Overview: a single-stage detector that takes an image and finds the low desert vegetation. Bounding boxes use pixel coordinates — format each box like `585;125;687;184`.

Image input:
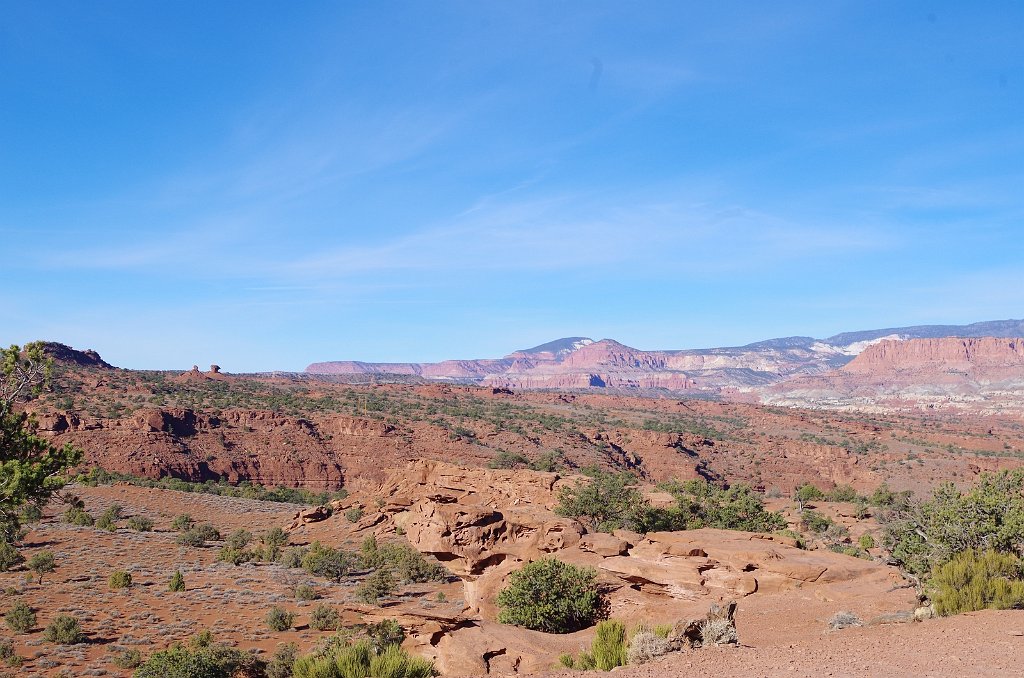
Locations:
4;601;35;634
126;515;154;532
928;549;1024;616
497;558;603;633
44;615;83;644
265;606;295;632
108;570;133;589
27;550;55;584
133;632;265;678
555;470;786;534
292;634;434;678
168;570;185;592
309;604;342;631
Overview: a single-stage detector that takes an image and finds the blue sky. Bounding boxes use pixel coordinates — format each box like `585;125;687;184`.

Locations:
2;1;1022;370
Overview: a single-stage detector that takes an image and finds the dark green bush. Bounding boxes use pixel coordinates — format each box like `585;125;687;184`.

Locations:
302;542;355;582
265;606;295;632
496;558;602;633
794;483;825;502
355;569;397;605
27;551;55;584
345;507;365;523
127;516;154;532
63;506;94;527
929;549;1024;616
112;647;143;669
555;471;649;533
176;529;206;547
133;642;265;678
0;543;21;573
4;602;34;634
108;571;133;589
882;470;1024;577
294;584;318;601
169;570;185;592
309;604;341;631
44;615;83;644
366;618;405;652
826;485;859;502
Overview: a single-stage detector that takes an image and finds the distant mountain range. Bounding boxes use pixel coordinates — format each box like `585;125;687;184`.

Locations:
305;318;1024;394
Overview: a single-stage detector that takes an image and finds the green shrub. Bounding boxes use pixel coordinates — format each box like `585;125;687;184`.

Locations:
96;504;122;531
267;642;298;678
662;480;787;533
496;558;602;633
127;516;154;532
44;615;83;644
558;653;575;669
345;507;365;523
4;601;34;634
108;570;133;589
194;524;221;542
555;471;650;532
112;647;143;669
369;643;435;678
295;584;318;601
882;470;1024;577
309;604;341;631
366;618;405;652
168;570;185;592
217;546;255;566
366;541;446;584
63;506;94;527
488;451;530;469
278;546;309;569
826;485;859;502
27;551;55;584
0;543;21;573
929;549;1024;616
170;514;194;531
302;543;355;582
133;642;265;678
225;529;253;550
355;568;397;604
0;637;14;662
794;483;825;502
591;619;627;670
176;529;207;547
859;534;876;550
265;606;295;632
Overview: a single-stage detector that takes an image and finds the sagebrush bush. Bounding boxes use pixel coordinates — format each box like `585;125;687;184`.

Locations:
309;604;341;631
626;630;670;665
168;570;185;592
4;602;34;634
108;570;133;589
698;618;737;646
828;611;862;630
496;558;602;633
929;549;1024;616
591;620;627;670
170;514;194;531
127;516;154;532
44;615;83;644
265;606;295;632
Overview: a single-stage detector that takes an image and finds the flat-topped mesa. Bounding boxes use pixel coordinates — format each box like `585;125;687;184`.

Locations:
843;337;1024;373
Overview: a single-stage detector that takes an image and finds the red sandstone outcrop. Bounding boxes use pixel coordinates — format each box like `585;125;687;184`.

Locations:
844;337;1024;374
